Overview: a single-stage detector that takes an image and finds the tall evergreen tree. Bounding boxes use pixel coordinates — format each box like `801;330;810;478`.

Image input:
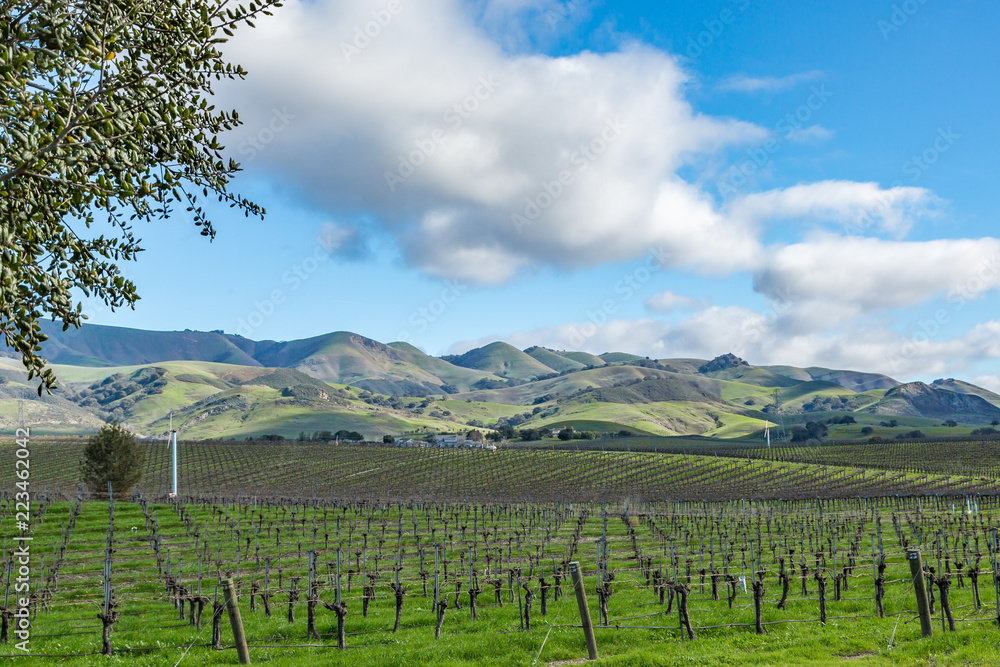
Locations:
80;422;145;498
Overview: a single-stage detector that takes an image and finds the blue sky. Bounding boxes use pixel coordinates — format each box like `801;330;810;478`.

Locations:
85;0;1000;387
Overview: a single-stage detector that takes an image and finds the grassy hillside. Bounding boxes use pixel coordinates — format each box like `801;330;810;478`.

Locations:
0;359;502;439
10;324;1000;442
524;346;586;373
765;364;900;392
700;364;801;387
536;400;766;437
445;342;554;381
386;341;503;389
453;365;680;404
0;358;106;431
557;350;606;367
38;321;260;367
599;352;643;363
250;332;498;394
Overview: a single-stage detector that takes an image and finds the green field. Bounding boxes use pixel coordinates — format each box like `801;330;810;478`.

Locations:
5;437;1000;665
5;492;1000;665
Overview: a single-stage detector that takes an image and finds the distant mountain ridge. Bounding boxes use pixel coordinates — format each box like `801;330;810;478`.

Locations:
864;382;1000;423
5;324;999;439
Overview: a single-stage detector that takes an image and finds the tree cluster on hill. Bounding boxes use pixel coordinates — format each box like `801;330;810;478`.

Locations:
790;421;828;442
556;426;597;441
297;430;365;442
72;367;168;421
803;396;872;412
826;415;857;425
471;377;524;390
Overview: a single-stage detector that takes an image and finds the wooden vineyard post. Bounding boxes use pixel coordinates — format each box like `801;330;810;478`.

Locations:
907;551;933;638
568;561;598;661
222;578;251;664
992;530;1000;627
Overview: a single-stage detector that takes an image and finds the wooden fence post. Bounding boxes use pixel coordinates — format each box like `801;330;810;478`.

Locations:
907;551;933;638
222;578;251;664
568;561;598;660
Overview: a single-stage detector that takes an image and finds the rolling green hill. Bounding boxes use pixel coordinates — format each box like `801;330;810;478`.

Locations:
7;325;1000;441
38;321;261;367
599;352;643;363
444;342;554;381
524;346;586;373
765;365;900;392
1;358;505;440
557;350;606;367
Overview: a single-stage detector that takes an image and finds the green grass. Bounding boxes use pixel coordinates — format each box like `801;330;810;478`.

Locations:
9;433;1000;665
447;342;555;381
8;493;1000;666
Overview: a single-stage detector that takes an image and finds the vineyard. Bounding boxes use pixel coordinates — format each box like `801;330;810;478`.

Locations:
6;438;1000;503
518;436;1000;481
4;439;1000;664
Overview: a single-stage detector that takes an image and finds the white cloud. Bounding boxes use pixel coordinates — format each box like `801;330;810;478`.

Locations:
317;221;373;261
468;0;596;50
718;70;825;93
644;290;700;313
754;236;1000;313
221;0;773;282
217;0;1000;381
785;124;834;143
974;375;1000;395
453;307;1000;381
728;181;940;237
218;1;935;284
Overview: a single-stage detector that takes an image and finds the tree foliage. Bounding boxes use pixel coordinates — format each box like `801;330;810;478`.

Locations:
1;0;281;392
79;421;145;497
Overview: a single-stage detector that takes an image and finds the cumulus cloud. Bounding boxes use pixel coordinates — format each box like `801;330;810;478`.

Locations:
452;307;1000;380
217;0;1000;380
467;0;596;51
318;222;374;261
718;70;825;93
728;181;940;237
754;236;1000;313
218;0;935;284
